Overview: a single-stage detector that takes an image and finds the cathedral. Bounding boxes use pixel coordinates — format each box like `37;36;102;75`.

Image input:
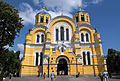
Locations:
21;5;107;76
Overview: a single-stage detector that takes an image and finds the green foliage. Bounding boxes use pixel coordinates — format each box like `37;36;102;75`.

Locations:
0;50;21;75
0;0;24;50
107;48;120;73
0;0;24;80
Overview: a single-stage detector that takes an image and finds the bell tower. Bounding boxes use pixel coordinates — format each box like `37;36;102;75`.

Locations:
73;4;90;25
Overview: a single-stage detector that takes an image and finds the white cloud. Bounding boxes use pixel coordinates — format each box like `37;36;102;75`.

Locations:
92;0;103;4
33;0;40;5
48;11;73;19
19;0;103;25
41;0;83;12
17;43;24;52
19;54;24;60
19;3;38;25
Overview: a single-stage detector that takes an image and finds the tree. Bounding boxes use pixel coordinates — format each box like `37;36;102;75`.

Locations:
0;0;24;80
107;48;120;73
0;50;21;76
0;0;23;50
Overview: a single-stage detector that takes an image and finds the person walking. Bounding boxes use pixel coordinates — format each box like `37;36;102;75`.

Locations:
43;72;46;79
50;71;55;81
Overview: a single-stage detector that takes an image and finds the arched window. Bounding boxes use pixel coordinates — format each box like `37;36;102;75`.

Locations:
83;52;86;65
36;35;40;43
40;16;44;23
56;29;59;41
41;34;44;43
81;33;84;42
86;33;89;42
36;52;39;66
76;16;79;22
66;28;69;41
81;14;84;21
87;52;91;65
46;17;48;23
60;27;64;41
40;52;43;66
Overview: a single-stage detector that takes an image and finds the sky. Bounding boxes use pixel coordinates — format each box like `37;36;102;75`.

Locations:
4;0;120;58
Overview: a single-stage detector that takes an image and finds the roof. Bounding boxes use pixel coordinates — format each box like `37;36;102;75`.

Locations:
36;11;51;17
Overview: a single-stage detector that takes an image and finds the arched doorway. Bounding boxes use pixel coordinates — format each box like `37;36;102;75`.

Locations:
57;58;68;75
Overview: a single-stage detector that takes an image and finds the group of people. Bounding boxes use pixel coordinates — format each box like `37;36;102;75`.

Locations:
3;73;12;81
3;70;110;81
40;71;55;81
98;71;111;81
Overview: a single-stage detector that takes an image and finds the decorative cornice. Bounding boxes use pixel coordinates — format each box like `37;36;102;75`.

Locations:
78;24;96;31
32;25;48;30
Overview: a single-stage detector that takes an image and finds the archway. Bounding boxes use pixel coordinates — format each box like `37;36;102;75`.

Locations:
57;58;68;75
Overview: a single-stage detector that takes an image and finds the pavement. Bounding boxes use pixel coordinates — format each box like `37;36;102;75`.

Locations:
4;75;120;81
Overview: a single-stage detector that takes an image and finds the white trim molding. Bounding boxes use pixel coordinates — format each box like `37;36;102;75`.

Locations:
81;50;92;65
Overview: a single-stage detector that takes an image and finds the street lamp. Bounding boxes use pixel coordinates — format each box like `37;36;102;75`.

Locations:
76;57;78;77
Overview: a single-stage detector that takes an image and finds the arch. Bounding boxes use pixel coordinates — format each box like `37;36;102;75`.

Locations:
79;27;94;43
56;55;70;64
32;28;45;35
57;58;68;75
48;17;76;33
48;17;76;43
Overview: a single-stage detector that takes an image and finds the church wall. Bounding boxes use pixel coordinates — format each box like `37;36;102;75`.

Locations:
21;9;107;76
21;66;38;76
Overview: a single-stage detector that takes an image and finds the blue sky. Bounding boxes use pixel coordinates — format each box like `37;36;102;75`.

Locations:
4;0;120;58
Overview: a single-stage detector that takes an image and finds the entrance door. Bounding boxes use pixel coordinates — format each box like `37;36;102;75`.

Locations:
57;58;68;75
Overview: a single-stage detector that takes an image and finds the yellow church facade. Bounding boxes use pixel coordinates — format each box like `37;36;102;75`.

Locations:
21;6;107;76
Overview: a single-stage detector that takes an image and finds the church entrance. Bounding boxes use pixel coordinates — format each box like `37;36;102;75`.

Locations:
57;58;68;75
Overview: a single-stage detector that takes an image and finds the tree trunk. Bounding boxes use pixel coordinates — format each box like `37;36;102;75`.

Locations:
0;73;3;81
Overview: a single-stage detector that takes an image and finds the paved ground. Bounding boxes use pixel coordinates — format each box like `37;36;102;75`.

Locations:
4;75;120;81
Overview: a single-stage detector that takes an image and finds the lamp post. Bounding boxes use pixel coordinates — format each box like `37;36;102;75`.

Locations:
76;57;78;77
70;60;72;75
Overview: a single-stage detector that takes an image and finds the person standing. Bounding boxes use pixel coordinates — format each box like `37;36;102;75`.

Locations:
9;73;12;81
50;71;55;81
98;73;103;81
103;70;109;81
